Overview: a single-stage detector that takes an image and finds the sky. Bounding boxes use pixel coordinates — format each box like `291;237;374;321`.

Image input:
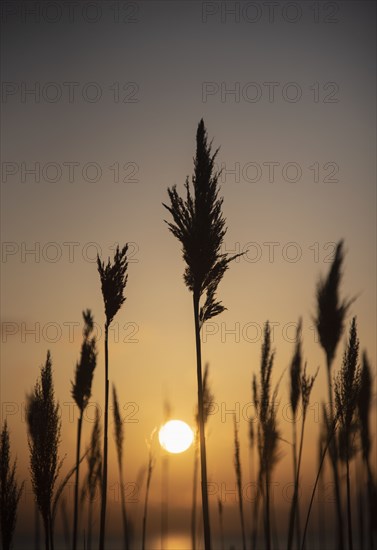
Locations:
1;1;376;548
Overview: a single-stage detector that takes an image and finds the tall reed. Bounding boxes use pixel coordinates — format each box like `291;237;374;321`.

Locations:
164;119;241;549
357;351;376;547
287;319;302;550
301;408;339;550
0;420;24;550
97;244;129;549
287;363;318;550
161;398;171;549
27;351;62;550
192;363;214;550
112;385;129;550
335;317;361;550
217;498;224;550
233;415;246;550
253;322;280;550
315;239;352;549
248;406;256;550
81;407;102;550
141;433;155;550
71;310;97;550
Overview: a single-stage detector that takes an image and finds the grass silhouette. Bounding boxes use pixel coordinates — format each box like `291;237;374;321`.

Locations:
191;363;214;550
2;118;375;550
97;244;129;550
287;319;303;550
164;118;241;550
81;406;102;550
0;420;24;550
26;352;62;550
233;415;246;550
314;240;353;549
335;317;361;550
252;322;280;550
142;431;155;550
71;310;97;550
112;384;130;550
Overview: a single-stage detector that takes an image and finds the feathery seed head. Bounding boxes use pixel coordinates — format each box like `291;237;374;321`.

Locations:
97;245;128;326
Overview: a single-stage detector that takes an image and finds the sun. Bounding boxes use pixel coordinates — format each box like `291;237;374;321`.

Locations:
158;420;194;454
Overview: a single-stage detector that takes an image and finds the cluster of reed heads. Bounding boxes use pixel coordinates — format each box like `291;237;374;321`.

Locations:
0;120;376;550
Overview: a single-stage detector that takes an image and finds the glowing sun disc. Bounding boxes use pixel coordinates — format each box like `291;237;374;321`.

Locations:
158;420;194;454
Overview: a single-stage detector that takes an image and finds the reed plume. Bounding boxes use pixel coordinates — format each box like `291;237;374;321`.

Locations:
287;319;302;550
26;351;62;550
315;239;352;548
233;415;246;550
164;119;241;549
97;244;128;549
253;322;280;550
81;407;102;550
112;385;129;550
335;317;361;550
357;351;377;547
0;420;24;550
251;374;260;550
71;310;97;550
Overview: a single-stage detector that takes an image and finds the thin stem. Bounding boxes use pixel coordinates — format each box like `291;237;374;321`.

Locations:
161;454;168;549
301;420;336;550
43;517;50;550
288;412;306;550
73;414;83;550
194;293;211;550
248;443;254;550
99;325;109;550
191;436;199;550
346;446;353;550
366;458;375;550
49;510;54;550
219;504;224;550
142;455;153;550
252;470;262;550
119;462;129;550
265;469;271;550
87;498;93;550
326;357;344;550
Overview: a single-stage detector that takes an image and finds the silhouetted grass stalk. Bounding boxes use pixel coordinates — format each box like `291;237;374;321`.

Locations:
112;385;129;550
81;407;102;550
287;320;302;550
315;240;353;549
233;416;246;550
72;311;97;550
287;364;318;550
142;436;155;550
191;363;214;550
253;323;280;550
164;119;241;549
217;498;224;550
27;352;62;550
248;415;255;550
301;411;338;550
335;317;361;550
97;245;128;550
357;351;376;548
0;420;24;550
191;430;199;550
